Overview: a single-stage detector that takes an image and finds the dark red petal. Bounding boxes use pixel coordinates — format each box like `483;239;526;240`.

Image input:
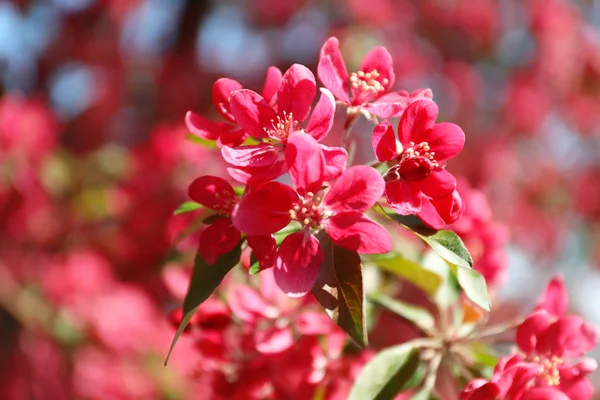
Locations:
277;64;316;122
247;235;277;269
323;212;392;254
398;100;438;146
305;88;336;141
536;275;569;317
212;78;242;122
372;120;397;161
221;143;280;167
232;182;296;235
198;218;241;265
317;37;350;103
386;180;423;215
216;129;247;148
229;89;276;138
261;66;283;104
324;166;384;214
188;175;237;212
274;232;323;298
427;122;466;162
321;145;348;181
285;132;325;196
359;46;395;91
185;111;232;141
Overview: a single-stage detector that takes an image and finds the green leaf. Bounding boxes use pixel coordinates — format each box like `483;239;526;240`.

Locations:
453;265;491;311
348;344;421;400
165;241;243;365
370;255;442;296
368;292;435;333
312;232;367;347
173;201;203;216
187;133;218;148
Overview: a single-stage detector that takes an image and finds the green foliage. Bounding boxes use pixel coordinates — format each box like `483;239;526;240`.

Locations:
173;201;203;216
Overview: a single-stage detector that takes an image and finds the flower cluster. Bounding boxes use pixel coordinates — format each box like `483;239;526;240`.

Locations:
186;36;466;296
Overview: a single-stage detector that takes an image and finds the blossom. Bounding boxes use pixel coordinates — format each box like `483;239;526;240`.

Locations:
318;36;415;118
188;175;276;265
372;99;465;227
222;64;345;184
185;66;283;147
232;133;391;297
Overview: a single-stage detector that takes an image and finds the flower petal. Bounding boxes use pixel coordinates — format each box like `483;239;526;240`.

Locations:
427;122;465;162
417;198;447;230
255;325;295;354
228;285;279;323
372;120;398;161
286;132;325;196
323;212;392;254
261;66;283;104
516;309;553;354
185;111;232;141
359;46;395;92
212;78;242;122
188;175;237;212
232;182;296;235
226;160;288;185
198;218;241;265
274;232;323;298
419;189;464;229
362;101;405;119
324;166;384;213
536;275;569;317
398;100;438;147
413;168;456;198
221;143;280;167
321;144;348;181
277;64;316;122
539;316;598;357
317;37;350;103
305;88;336;141
229;89;277;138
247;234;277;269
216;128;247;148
386;180;423;215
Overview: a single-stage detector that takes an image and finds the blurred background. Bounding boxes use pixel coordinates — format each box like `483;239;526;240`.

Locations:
1;0;600;398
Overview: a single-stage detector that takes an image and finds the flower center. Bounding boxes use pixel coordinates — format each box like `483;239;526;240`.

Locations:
349;69;389;104
288;192;323;230
384;141;438;182
264;111;299;142
529;355;563;386
212;190;238;216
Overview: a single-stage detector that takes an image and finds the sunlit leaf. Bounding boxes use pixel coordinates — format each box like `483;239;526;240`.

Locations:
173;201;203;216
349;344;421;400
165;240;243;364
370;255;442;295
453;265;490;311
368;292;435;333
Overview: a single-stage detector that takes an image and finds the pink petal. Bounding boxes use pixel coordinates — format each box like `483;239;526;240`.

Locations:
362;101;405;119
386;180;422;215
212;78;242;122
162;265;191;300
323;212;392;254
536;275;569;317
185;111;233;141
359;46;395;92
232;182;296;235
255;326;294;354
286;132;325;196
420;189;464;228
305;88;336;141
274;232;323;298
229;89;277;138
295;311;335;336
539;316;598;357
188;175;237;212
321;144;348;181
261;66;283;104
216;128;247;148
516;310;553;354
417;198;447;230
413;168;456;198
372;120;397;161
324;165;384;213
247;234;277;269
521;388;570;400
226;157;288;185
228;285;279;323
277;64;316;122
221;143;280;167
198;218;241;265
317;37;350;103
398;100;438;147
426;122;465;162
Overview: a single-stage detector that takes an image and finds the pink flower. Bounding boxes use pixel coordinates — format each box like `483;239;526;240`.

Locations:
188;175;275;265
318;36;415;119
222;64;345;184
232;132;391;297
185;66;282;147
372;99;465;227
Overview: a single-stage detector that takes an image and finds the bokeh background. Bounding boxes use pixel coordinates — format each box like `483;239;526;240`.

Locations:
1;0;600;398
